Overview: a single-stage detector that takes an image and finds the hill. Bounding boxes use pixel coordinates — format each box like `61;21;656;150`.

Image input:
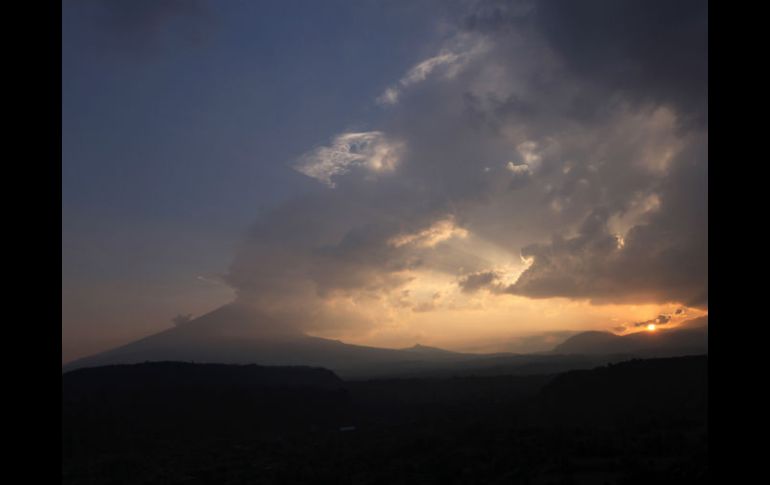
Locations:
63;361;344;394
63;356;708;484
552;317;708;357
534;355;708;426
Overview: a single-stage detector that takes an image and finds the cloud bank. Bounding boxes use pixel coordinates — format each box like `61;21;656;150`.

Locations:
226;0;707;337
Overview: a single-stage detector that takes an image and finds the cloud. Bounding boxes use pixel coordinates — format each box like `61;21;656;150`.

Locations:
633;314;672;328
388;216;468;248
196;274;227;286
532;0;708;128
223;0;707;337
225;181;468;333
506;162;530;176
377;34;488;105
507;152;707;308
463;0;707;125
456;0;708;308
412;292;443;313
294;132;404;187
610;309;704;334
458;271;503;293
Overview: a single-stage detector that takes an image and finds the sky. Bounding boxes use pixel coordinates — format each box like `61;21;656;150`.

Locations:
62;0;707;364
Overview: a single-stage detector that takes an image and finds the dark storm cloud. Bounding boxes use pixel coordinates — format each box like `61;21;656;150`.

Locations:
536;0;707;126
458;271;503;293
466;0;708;127
454;0;709;308
507;127;707;307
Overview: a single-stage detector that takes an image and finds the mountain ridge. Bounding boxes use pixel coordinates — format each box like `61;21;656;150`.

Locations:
553;317;708;356
63;304;708;378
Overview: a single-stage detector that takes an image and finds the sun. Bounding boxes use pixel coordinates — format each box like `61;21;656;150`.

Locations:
647;323;657;331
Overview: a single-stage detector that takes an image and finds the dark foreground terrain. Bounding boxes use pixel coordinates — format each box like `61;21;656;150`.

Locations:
63;356;707;484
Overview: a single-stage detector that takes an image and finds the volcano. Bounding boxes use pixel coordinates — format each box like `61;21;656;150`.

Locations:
61;303;480;378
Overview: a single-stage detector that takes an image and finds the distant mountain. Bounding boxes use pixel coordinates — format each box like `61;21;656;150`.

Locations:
551;331;622;354
63;304;708;379
552;316;708;357
62;304;486;378
398;344;467;359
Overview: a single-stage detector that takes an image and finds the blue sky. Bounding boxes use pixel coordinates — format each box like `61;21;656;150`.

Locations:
62;0;451;360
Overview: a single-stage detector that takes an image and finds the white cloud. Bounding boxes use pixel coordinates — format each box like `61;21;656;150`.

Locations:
516;141;542;169
388;216;469;248
294;131;404;187
506;162;530;175
377;34;487;106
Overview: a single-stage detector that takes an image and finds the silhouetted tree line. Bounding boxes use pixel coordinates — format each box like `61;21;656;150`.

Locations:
63;356;707;484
